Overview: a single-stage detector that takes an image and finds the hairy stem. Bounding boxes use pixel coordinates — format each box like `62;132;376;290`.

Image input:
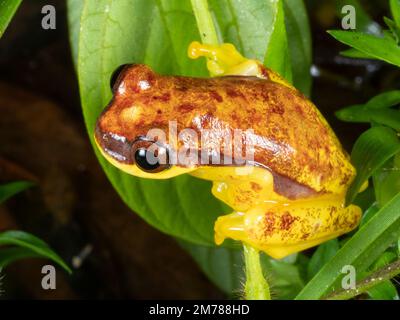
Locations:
243;243;271;300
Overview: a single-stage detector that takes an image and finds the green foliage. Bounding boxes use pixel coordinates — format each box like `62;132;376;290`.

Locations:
0;182;70;273
0;231;71;273
346;126;400;205
0;0;21;37
67;0;311;246
68;0;400;300
0;181;33;203
296;192;400;299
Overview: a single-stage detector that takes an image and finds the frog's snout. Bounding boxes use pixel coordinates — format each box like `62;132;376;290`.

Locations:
94;122;133;164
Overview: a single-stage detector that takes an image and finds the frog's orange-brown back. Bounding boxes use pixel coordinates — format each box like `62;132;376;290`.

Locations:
96;64;355;196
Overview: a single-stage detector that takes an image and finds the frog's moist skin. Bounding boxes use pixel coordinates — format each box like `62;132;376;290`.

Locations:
95;42;362;259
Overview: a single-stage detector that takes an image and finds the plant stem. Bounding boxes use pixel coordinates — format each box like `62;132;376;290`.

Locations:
190;0;219;45
243;243;271;300
324;258;400;300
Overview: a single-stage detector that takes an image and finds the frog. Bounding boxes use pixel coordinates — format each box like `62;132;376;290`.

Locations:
94;41;362;259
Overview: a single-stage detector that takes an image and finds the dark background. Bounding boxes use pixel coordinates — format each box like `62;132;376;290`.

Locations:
0;0;397;299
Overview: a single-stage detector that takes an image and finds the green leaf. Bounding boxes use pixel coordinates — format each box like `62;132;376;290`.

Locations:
0;181;34;204
0;0;21;38
264;0;292;82
262;255;305;300
373;154;400;207
296;192;400;299
0;247;42;267
336;91;400;129
328;30;400;67
209;0;281;62
390;0;400;27
283;0;312;95
335;0;381;35
307;239;340;280
346;126;400;205
367;280;398;300
366;90;400;109
384;17;400;44
360;203;379;226
340;48;375;59
0;231;71;273
180;241;243;296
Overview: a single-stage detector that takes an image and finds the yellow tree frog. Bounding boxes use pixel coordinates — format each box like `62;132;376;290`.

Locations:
94;42;362;259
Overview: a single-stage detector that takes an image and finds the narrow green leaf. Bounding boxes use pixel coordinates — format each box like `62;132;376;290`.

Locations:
390;0;400;27
346;126;400;204
335;0;381;35
283;0;312;95
0;0;21;38
384;17;400;44
0;181;33;204
264;0;292;82
307;239;340;280
296;192;400;299
209;0;280;61
340;48;375;59
0;231;71;273
0;247;42;267
366;90;400;109
373;154;400;207
328;30;400;67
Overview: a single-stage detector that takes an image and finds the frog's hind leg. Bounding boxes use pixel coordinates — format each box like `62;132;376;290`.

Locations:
214;196;362;260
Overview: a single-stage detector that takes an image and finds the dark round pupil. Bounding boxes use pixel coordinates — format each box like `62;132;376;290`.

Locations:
134;148;160;171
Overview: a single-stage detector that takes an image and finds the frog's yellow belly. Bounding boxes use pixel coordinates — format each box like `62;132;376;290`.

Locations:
190;166;361;259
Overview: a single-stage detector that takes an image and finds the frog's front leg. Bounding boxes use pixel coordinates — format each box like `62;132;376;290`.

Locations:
188;41;292;88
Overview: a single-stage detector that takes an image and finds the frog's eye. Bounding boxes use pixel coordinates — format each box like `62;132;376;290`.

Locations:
133;147;170;173
110;64;130;89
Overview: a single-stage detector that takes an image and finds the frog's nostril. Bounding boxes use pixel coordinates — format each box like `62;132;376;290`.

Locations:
110;64;130;89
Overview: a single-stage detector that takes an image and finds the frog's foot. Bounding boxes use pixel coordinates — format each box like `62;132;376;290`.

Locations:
188;41;293;88
214;196;362;260
188;41;263;77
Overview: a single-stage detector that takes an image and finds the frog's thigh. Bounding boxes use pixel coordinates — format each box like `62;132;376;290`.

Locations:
214;197;362;259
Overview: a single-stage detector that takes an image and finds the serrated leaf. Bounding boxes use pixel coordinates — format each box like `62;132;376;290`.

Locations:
346;126;400;204
328;30;400;67
0;231;71;273
0;181;33;204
